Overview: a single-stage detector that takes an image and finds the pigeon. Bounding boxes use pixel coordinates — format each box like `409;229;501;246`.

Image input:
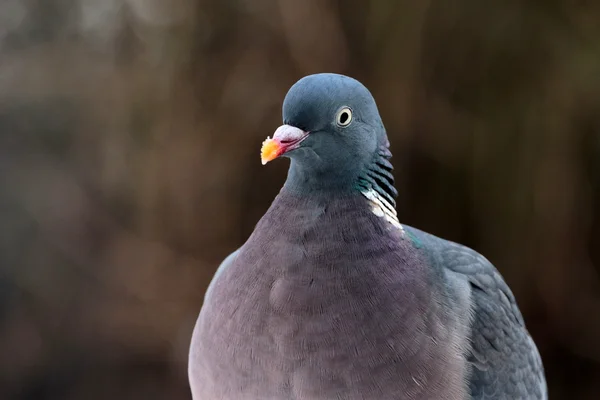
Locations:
188;73;547;400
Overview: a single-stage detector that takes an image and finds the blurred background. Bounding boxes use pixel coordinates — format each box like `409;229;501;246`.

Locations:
0;0;599;399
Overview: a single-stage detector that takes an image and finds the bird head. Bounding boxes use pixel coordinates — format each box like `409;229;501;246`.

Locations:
261;73;396;205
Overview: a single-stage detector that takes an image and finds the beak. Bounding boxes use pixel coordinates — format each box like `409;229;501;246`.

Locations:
261;125;310;165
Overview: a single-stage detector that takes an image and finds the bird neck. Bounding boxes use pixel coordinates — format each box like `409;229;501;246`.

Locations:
355;144;398;210
282;143;401;229
283;160;358;194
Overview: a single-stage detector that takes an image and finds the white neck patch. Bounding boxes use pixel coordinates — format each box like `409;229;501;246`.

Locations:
360;189;404;231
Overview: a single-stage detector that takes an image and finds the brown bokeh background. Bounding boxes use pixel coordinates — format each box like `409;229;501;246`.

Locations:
0;0;599;399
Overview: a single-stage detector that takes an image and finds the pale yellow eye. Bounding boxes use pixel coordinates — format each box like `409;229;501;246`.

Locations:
336;107;352;127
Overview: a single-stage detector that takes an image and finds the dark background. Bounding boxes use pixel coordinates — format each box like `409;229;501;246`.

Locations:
0;0;599;399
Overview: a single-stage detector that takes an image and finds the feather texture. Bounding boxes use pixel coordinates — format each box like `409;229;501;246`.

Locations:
188;73;547;399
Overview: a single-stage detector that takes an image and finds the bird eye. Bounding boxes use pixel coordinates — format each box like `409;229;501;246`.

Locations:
336;107;353;127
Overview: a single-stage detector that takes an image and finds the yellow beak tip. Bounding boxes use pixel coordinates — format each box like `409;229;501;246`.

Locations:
260;138;281;165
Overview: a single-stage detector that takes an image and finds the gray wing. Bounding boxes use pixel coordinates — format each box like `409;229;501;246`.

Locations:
203;248;240;303
404;226;547;400
189;248;240;399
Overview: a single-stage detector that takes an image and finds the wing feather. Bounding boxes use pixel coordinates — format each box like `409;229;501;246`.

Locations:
404;226;547;399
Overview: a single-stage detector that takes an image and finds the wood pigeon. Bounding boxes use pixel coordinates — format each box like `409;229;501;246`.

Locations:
188;73;548;399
